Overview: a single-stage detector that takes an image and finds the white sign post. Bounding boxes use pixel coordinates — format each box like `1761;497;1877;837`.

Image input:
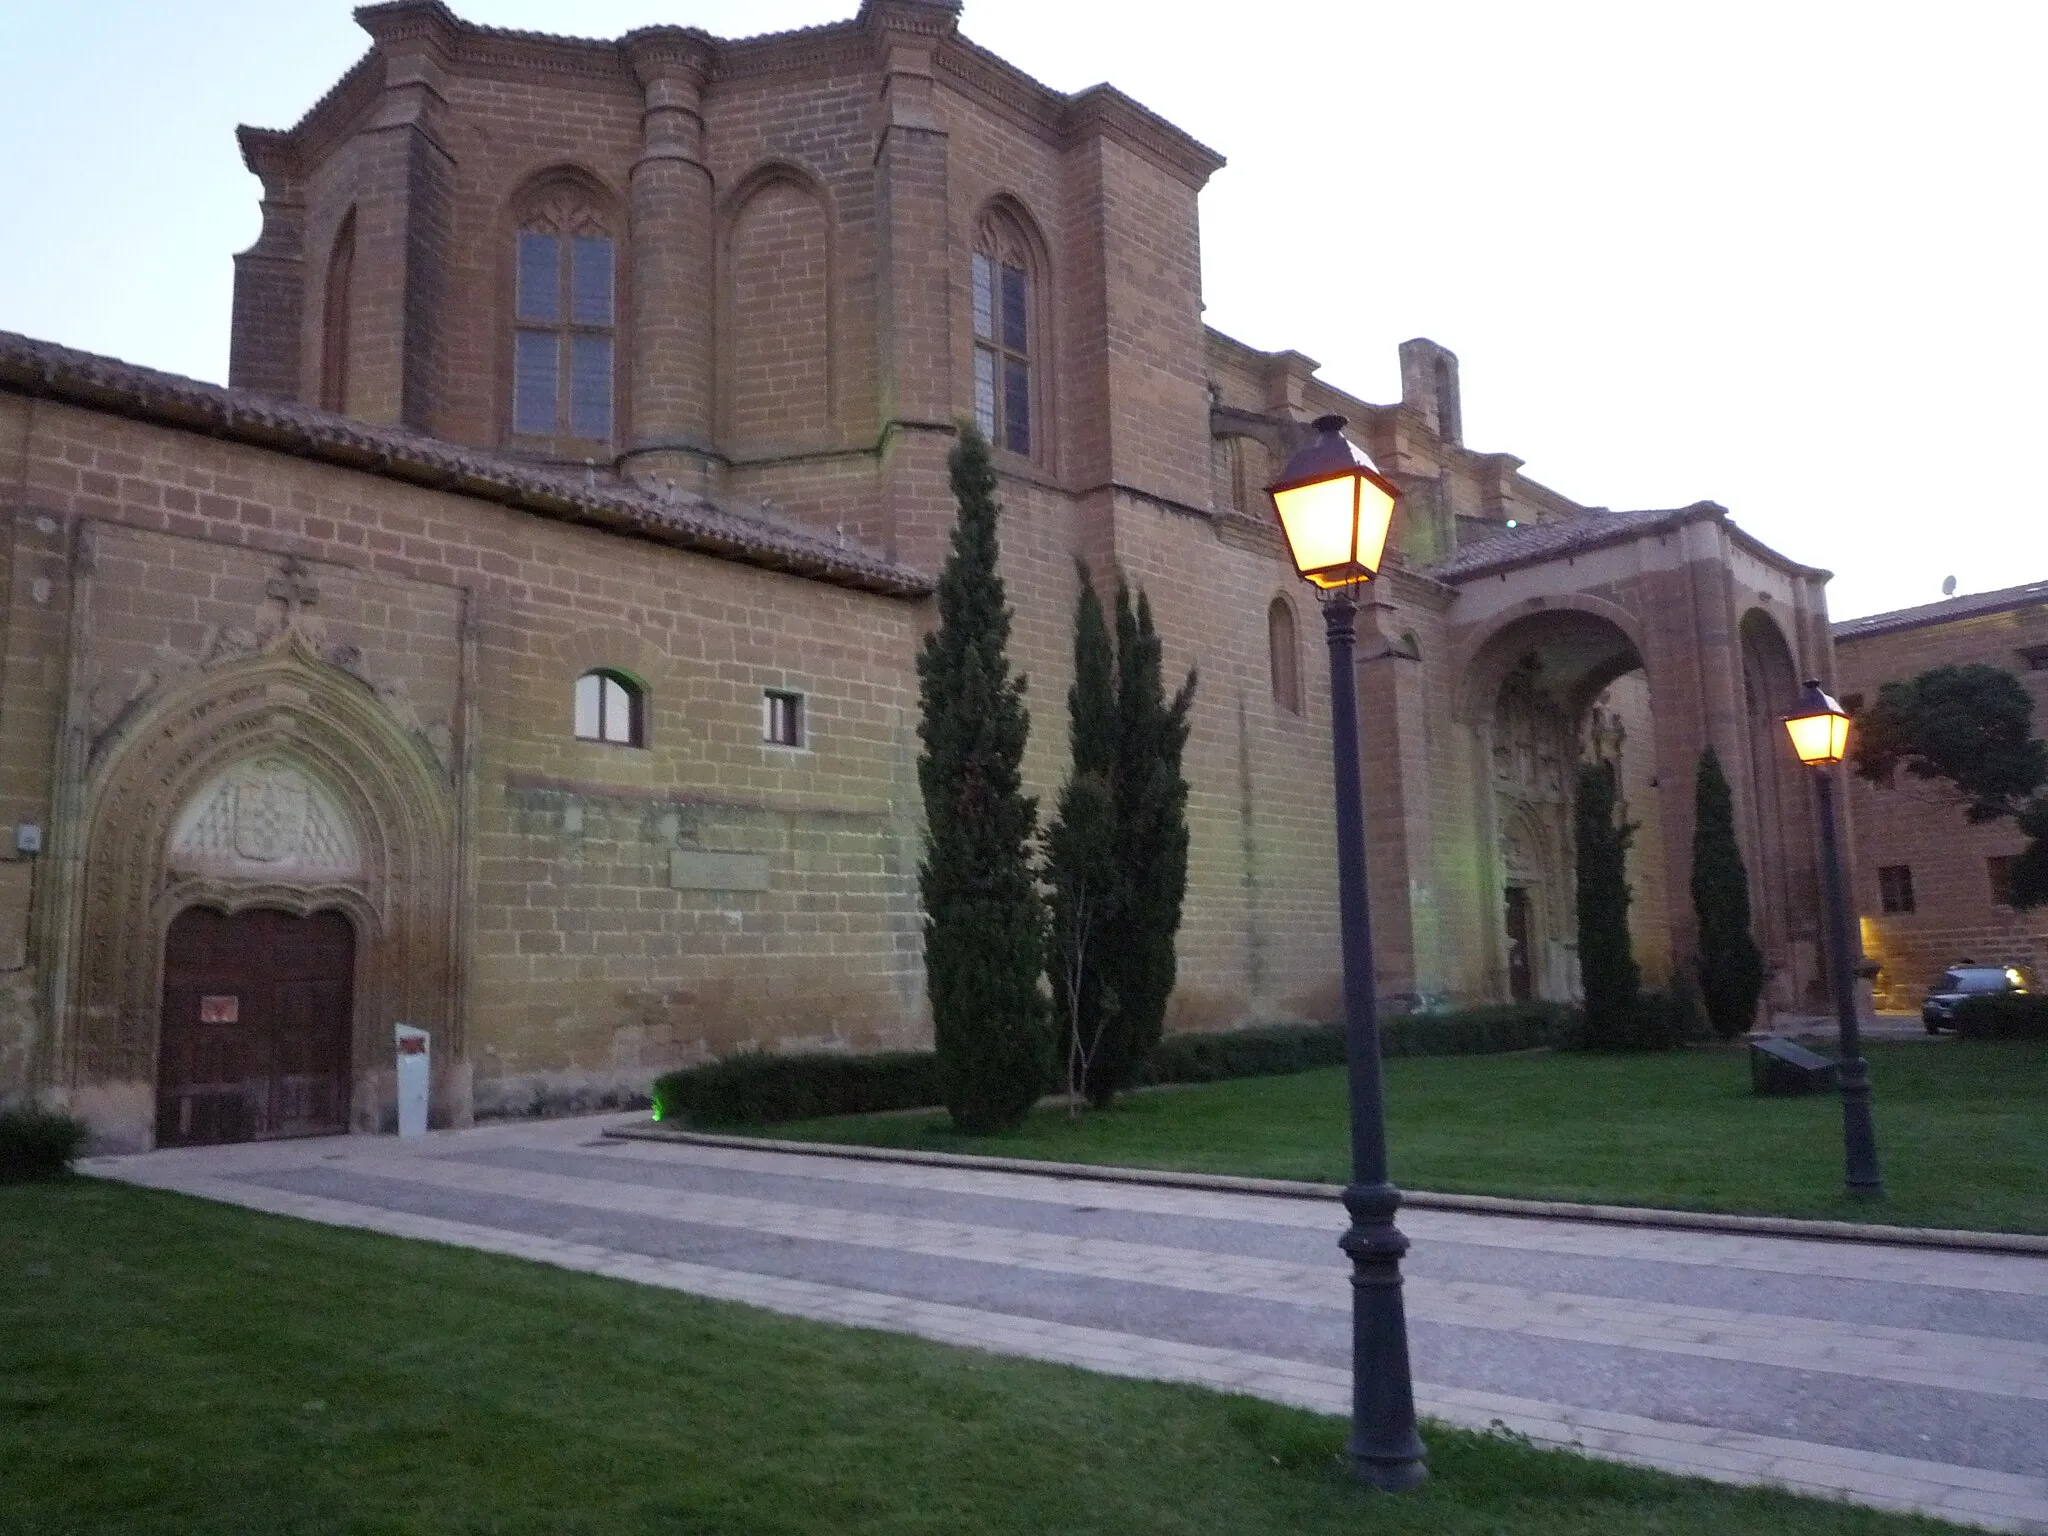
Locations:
394;1023;430;1138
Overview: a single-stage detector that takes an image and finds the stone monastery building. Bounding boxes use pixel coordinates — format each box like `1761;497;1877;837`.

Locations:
0;0;1844;1151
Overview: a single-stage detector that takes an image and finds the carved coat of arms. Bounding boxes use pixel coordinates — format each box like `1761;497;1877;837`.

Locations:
232;775;312;863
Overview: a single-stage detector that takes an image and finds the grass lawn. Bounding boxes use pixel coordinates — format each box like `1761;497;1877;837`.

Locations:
1;1179;1963;1535
753;1040;2048;1235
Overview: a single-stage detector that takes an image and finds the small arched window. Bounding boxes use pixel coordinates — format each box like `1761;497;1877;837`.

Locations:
971;213;1033;456
1268;598;1301;715
574;669;644;747
320;211;356;413
513;183;617;443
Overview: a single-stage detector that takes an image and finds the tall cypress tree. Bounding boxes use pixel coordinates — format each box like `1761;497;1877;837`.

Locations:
1574;757;1641;1049
1691;746;1766;1040
916;425;1050;1133
1044;565;1120;1106
1091;583;1196;1105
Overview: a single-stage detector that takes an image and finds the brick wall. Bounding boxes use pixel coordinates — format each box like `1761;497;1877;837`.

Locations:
1836;603;2048;1007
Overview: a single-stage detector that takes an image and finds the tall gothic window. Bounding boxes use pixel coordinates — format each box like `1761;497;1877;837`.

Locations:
512;187;616;443
971;218;1032;456
1268;597;1301;715
320;211;355;413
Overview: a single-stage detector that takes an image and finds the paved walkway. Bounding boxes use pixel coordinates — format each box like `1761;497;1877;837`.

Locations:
88;1116;2048;1534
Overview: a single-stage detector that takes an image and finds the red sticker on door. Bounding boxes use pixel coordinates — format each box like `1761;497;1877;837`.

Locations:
398;1035;427;1055
199;995;239;1024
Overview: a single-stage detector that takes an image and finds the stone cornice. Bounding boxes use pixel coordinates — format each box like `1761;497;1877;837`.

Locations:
1060;84;1225;190
353;0;462;55
235;126;300;186
0;331;932;601
934;39;1225;190
622;26;717;91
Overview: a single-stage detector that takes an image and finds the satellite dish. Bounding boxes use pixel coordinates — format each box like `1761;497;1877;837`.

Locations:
1942;575;1958;597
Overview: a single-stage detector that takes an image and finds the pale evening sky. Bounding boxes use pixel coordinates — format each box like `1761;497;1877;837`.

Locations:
2;0;2040;621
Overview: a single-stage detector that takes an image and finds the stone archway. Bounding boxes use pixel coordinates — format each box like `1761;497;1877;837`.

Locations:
50;633;459;1150
1461;607;1668;1002
1740;607;1822;1009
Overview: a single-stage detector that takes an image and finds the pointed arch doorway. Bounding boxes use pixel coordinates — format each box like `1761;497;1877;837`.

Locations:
157;907;355;1147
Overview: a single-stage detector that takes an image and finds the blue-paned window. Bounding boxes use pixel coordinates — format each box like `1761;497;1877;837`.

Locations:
511;217;614;442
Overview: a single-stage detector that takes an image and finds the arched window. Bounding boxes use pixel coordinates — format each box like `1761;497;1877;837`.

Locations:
1268;598;1301;715
512;183;617;443
320;211;355;413
971;213;1034;456
574;669;644;746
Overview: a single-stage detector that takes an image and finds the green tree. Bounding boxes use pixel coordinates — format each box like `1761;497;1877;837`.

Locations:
1854;664;2048;907
1091;583;1197;1105
1044;566;1120;1108
916;424;1050;1133
1574;757;1642;1048
1690;746;1766;1040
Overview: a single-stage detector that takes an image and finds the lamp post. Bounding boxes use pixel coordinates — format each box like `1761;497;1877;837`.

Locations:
1783;679;1884;1198
1267;414;1427;1491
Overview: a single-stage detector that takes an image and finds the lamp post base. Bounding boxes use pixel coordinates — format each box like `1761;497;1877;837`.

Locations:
1340;1182;1429;1492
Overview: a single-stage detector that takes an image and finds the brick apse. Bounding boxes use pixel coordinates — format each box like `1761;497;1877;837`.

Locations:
0;0;1844;1150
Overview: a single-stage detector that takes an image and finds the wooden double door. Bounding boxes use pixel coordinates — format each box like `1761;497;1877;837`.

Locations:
157;907;355;1147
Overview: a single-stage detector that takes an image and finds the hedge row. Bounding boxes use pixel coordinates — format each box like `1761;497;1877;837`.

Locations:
1952;993;2048;1040
651;1050;938;1128
651;1001;1578;1128
0;1106;89;1182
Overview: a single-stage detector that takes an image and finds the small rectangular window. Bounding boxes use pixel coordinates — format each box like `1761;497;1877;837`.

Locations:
1002;358;1030;454
764;690;804;748
1989;854;2017;907
973;347;997;440
1878;864;1916;915
570;235;613;326
574;672;601;739
971;252;994;342
569;334;613;439
517;231;561;323
514;331;558;436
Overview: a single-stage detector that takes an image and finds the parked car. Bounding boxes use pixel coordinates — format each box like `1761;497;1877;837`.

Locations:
1921;964;2030;1033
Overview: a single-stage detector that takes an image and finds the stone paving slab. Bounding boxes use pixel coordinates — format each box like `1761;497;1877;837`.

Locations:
85;1114;2048;1534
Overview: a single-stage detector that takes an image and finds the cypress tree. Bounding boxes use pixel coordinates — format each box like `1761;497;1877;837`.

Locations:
916;425;1050;1133
1574;757;1641;1049
1044;565;1120;1106
1690;746;1766;1040
1092;583;1196;1105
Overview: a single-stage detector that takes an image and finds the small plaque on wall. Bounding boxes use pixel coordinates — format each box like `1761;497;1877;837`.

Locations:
669;849;771;892
199;995;240;1024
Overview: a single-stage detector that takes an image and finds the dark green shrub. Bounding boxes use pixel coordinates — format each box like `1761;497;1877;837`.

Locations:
1952;993;2048;1040
1138;1002;1580;1087
0;1106;89;1181
1691;746;1766;1039
1575;758;1645;1048
916;424;1051;1134
650;1051;940;1128
649;1001;1588;1125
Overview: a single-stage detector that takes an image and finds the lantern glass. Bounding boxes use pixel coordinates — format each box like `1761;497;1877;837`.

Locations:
1785;702;1851;766
1273;475;1362;584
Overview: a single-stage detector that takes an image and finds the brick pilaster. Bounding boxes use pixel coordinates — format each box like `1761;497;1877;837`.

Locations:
228;129;305;401
865;0;958;571
621;27;718;496
348;2;457;433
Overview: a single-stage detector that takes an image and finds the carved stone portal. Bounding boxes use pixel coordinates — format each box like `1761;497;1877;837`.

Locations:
55;640;460;1150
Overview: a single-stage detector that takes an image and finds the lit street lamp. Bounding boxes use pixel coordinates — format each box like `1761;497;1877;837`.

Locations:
1783;679;1885;1198
1267;414;1427;1491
